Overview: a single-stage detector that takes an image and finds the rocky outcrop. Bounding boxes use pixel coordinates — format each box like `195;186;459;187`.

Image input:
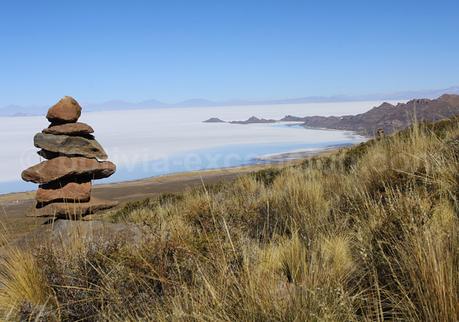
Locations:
213;94;459;136
230;116;277;124
203;117;226;123
280;115;308;122
21;96;117;219
283;94;459;135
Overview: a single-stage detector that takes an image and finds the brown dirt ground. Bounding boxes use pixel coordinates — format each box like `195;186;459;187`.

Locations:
0;162;298;244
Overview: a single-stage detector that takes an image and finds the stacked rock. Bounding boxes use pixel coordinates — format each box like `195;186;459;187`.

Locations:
21;96;118;218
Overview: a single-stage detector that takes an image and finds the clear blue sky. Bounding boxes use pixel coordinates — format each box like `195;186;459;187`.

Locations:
1;0;458;106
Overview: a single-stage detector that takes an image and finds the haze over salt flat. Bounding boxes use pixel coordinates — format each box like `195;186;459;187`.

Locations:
0;100;396;194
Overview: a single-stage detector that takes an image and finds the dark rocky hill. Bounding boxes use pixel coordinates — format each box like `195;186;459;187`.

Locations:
203;117;226;123
230;116;276;124
281;94;459;135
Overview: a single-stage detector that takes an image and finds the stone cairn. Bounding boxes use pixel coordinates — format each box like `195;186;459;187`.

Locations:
21;96;118;219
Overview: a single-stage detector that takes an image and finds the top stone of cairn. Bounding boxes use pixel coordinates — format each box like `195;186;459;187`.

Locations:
46;96;82;123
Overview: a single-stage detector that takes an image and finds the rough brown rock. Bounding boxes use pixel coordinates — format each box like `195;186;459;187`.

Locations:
37;149;60;160
2;220;143;256
28;198;119;218
37;148;97;160
19;96;119;220
46;96;82;123
279;94;459;135
36;181;92;204
34;133;108;159
21;156;116;184
43;122;94;136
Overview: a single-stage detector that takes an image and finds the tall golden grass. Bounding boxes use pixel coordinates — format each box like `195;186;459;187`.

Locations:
1;118;458;321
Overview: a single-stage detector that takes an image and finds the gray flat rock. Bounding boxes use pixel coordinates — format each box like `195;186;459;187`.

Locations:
34;133;108;160
1;220;143;256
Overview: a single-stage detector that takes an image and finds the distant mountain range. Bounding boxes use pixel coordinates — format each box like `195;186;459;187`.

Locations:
2;86;459;117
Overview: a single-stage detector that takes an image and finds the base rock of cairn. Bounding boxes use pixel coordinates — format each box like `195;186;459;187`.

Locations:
21;96;118;219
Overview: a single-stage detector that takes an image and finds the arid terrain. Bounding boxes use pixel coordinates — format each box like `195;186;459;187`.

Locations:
0;162;297;243
0;117;458;321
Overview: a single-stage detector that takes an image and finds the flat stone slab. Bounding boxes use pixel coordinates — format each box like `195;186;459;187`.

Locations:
43;122;94;136
46;96;82;123
28;197;119;219
1;220;143;257
36;181;92;204
22;156;116;184
34;133;107;160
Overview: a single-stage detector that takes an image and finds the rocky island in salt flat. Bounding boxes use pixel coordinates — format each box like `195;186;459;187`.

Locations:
21;96;118;218
203;116;277;124
203;117;226;123
229;116;277;124
206;94;459;136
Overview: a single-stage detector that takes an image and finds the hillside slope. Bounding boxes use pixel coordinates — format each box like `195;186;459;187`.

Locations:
282;94;459;135
1;117;458;321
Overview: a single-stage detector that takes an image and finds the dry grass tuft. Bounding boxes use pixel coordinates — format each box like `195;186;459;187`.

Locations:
0;248;52;320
